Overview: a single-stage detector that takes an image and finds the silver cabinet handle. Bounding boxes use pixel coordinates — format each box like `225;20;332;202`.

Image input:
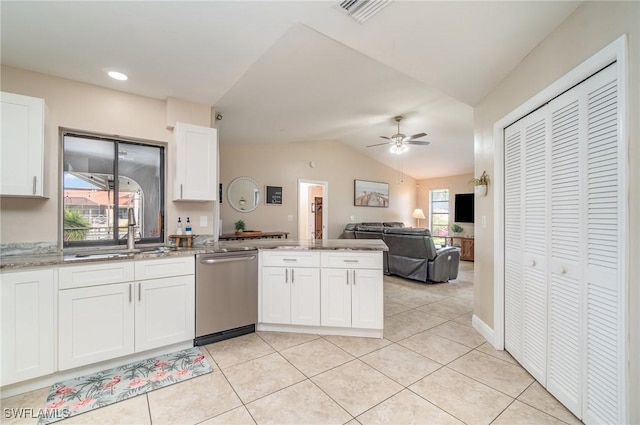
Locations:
32;176;37;195
180;184;183;199
344;259;359;263
138;282;141;301
346;269;349;285
291;269;295;283
353;270;356;285
283;258;298;262
285;268;289;283
129;283;132;303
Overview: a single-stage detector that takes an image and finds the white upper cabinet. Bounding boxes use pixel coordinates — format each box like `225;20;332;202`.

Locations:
0;92;48;197
173;122;217;201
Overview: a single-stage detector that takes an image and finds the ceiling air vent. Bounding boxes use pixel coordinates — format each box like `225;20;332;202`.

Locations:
337;0;392;23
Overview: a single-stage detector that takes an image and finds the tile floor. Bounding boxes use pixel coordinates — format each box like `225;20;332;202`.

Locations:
1;262;582;425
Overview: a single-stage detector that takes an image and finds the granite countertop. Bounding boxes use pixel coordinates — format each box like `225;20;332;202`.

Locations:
0;239;388;271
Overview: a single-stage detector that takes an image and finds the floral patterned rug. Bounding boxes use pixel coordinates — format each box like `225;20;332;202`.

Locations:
39;347;212;424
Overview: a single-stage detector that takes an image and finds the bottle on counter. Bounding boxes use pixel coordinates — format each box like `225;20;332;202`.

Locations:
176;217;183;235
185;217;192;235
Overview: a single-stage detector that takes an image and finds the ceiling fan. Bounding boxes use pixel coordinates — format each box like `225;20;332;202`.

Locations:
367;116;429;154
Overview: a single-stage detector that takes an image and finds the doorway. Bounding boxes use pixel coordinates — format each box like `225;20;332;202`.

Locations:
298;180;328;240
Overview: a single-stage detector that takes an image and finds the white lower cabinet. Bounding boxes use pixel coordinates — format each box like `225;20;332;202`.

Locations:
1;269;56;386
58;257;194;370
260;250;383;335
262;266;320;326
59;282;135;370
321;267;383;330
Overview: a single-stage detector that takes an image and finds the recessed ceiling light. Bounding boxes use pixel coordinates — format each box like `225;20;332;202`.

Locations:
108;71;128;81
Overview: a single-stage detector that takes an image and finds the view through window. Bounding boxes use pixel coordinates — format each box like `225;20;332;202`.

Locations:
62;133;164;246
430;189;449;246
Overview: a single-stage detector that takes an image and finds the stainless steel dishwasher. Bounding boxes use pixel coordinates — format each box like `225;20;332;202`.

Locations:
195;249;258;345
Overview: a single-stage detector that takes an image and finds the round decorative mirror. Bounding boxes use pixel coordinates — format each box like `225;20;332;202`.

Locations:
227;177;261;213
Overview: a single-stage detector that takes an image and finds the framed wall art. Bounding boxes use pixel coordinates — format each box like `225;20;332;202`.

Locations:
354;179;389;207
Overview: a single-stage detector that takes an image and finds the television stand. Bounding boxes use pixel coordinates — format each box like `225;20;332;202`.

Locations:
443;235;474;261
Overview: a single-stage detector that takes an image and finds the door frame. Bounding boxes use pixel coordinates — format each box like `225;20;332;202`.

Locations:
486;35;628;351
298;179;328;240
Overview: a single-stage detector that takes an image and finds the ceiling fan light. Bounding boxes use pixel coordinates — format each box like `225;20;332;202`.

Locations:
390;144;408;155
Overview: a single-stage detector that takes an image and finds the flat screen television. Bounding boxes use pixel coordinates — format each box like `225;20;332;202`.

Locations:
454;193;474;223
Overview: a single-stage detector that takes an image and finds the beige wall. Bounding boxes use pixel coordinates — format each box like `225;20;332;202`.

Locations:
473;2;639;421
0;66;215;245
417;173;475;235
219;140;417;238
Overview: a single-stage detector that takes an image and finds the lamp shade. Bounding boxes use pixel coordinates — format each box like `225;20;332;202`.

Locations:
411;208;426;219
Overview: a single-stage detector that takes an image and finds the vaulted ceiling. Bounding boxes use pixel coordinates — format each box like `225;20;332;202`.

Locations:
1;1;581;179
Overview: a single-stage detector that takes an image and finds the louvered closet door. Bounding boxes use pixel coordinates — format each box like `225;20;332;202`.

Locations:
582;63;624;425
521;112;548;384
547;62;623;424
503;123;524;363
547;85;583;417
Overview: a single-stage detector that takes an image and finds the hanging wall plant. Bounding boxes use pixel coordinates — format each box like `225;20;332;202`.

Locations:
469;171;489;197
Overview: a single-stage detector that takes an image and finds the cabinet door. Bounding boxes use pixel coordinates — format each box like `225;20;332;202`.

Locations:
351;269;383;330
173;122;218;201
59;283;134;370
0;92;46;197
135;275;195;352
262;267;291;324
290;267;320;326
1;270;55;385
320;268;352;328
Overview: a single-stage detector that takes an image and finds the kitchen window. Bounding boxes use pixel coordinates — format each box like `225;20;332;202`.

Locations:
62;132;164;247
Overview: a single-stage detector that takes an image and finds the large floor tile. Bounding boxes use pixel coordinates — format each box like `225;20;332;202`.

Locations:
391;309;448;331
410;367;513;425
246;379;351;425
398;331;472;364
357;389;463;425
360;344;441;386
200;406;257;425
382;316;425;342
418;300;471;320
492;400;566;425
452;312;473;327
312;360;403;417
1;387;49;425
448;350;533;397
518;382;582;424
323;335;392;357
206;333;274;369
428;321;487;347
223;352;305;403
59;394;151;425
475;342;518;365
256;331;320;352
280;338;354;377
147;371;242;425
384;301;411;316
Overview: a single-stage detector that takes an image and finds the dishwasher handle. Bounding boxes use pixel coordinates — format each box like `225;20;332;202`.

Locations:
199;255;256;265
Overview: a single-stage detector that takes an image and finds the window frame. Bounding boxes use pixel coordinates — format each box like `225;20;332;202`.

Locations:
60;129;165;248
429;188;450;246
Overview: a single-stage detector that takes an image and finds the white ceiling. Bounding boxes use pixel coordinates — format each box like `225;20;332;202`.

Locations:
0;1;580;179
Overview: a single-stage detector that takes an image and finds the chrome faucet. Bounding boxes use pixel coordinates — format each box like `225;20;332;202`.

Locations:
127;208;137;250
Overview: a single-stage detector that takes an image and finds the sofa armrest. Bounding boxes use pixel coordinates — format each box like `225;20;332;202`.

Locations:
436;246;459;255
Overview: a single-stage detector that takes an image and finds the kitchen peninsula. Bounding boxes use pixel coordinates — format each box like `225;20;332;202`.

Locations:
0;239;386;397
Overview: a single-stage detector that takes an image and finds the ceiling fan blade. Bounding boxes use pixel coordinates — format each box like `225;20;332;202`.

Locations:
379;135;391;140
367;141;393;147
405;141;431;146
404;132;427;141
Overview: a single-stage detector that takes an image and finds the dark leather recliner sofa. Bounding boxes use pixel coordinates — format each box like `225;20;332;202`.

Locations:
342;223;460;283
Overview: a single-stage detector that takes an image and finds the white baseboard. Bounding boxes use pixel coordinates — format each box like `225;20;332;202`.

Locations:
472;314;496;347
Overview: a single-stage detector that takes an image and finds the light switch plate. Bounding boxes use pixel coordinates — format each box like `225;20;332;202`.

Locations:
200;216;208;227
481;215;487;228
287;215;294;222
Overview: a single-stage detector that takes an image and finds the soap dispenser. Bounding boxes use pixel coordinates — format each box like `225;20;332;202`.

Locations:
176;217;183;235
185;217;192;235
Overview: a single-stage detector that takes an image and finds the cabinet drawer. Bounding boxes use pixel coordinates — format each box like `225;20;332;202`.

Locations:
59;261;134;289
135;256;195;280
321;251;382;269
261;250;320;267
